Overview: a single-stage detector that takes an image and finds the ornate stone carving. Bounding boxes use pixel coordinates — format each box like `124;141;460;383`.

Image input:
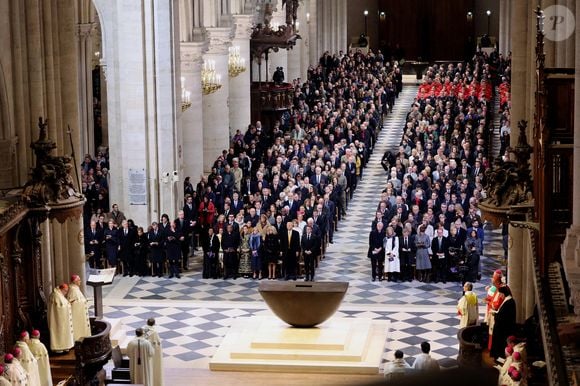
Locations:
22;118;83;208
205;27;234;55
482;121;533;208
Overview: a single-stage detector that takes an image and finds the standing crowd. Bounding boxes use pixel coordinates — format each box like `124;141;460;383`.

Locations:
83;49;403;281
368;49;511;284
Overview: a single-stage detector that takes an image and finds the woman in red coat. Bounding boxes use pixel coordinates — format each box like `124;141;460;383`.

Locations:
198;196;216;231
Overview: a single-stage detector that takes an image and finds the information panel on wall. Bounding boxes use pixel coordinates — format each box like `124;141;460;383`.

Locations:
128;168;147;205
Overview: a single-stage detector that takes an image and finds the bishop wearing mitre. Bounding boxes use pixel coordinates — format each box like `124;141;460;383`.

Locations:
67;274;91;340
27;330;52;386
0;364;12;386
3;353;28;385
48;283;74;352
15;331;41;386
143;318;164;386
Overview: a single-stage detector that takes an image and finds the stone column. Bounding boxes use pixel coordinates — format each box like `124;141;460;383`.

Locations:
564;0;575;68
76;22;96;156
101;0;179;226
181;41;207;186
66;216;87;288
203;27;233;172
508;224;524;321
299;1;310;80
315;0;347;55
509;0;530;148
544;0;557;68
229;14;253;135
40;221;53;299
308;0;318;65
499;0;512;56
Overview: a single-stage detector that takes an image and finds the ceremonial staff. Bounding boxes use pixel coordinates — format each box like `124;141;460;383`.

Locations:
67;125;82;193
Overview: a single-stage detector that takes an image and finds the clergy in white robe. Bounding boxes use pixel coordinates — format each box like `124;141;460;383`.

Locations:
143;318;164;386
0;365;12;386
457;282;479;328
127;328;154;386
27;330;52;386
3;353;28;385
67;275;91;340
15;332;41;386
383;227;400;280
48;284;74;351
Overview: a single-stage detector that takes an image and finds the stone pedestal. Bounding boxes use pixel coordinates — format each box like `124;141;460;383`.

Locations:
181;41;207;184
203;27;233;172
229;14;253;134
210;316;389;374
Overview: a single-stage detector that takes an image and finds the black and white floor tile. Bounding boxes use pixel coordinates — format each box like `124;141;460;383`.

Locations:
101;84;506;371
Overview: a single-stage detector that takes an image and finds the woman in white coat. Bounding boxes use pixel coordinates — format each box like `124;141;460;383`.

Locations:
383;226;400;281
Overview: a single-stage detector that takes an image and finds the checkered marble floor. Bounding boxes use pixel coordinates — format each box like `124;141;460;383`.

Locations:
100;84;506;376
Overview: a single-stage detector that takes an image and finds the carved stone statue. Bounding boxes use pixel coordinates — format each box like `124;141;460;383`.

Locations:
482;120;533;208
23;118;80;206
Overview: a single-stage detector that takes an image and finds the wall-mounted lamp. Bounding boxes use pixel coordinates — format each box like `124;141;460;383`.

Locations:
306;12;310;23
363;10;368;36
379;11;386;21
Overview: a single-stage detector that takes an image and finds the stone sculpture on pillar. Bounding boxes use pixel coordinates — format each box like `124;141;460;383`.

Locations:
23;117;82;207
483;121;533;208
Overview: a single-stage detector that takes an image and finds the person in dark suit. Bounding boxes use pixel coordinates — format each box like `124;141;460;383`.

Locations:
279;221;301;280
202;227;220;279
221;223;241;279
118;220;137;276
230;192;244;215
368;222;386;281
159;214;171;237
165;221;182;278
399;228;416;281
104;219;119;270
148;222;165;277
322;196;336;243
133;227;150;276
311;167;328;194
85;221;103;268
430;227;449;283
175;210;191;271
284;193;301;218
301;225;321;281
183;194;198;252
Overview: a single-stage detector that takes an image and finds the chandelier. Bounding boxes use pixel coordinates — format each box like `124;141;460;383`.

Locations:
201;59;222;95
228;46;246;78
180;77;192;112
